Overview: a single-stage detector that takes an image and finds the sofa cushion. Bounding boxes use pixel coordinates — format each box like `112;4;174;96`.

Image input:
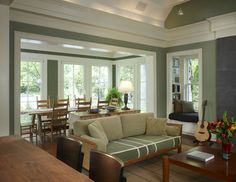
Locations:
81;135;107;152
107;135;181;162
174;99;183;113
73;118;97;136
182;101;195;112
166;125;181;136
99;116;123;141
88;121;109;144
146;117;167;136
121;113;154;137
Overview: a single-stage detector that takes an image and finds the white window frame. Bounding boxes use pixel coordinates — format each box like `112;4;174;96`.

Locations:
166;49;202;117
20;53;47;107
58;58;112;102
116;56;151;111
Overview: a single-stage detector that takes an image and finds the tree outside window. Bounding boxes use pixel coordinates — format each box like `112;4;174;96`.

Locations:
185;58;199;110
91;66;109;100
20;61;41;111
64;64;84;106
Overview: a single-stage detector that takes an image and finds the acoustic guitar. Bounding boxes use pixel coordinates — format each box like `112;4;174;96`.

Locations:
194;100;210;142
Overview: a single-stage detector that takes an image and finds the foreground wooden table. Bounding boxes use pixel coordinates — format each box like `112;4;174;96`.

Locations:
0;136;92;182
163;146;236;182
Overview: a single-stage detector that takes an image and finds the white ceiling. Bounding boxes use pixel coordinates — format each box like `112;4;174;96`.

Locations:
62;0;189;27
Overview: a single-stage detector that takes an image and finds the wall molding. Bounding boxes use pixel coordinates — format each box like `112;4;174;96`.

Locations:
10;0;236;48
10;0;167;47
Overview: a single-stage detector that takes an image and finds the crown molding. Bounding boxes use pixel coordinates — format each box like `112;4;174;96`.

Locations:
207;11;236;39
9;0;236;48
10;0;167;47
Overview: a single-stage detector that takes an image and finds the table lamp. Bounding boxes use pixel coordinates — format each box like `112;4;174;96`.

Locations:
118;80;134;110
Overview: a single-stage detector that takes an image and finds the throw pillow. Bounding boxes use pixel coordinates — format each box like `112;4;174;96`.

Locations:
146;117;167;136
182;101;194;112
88;121;109;144
166;125;180;136
174;99;183;113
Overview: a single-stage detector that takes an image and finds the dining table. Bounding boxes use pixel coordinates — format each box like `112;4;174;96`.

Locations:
29;107;77;142
0;135;92;182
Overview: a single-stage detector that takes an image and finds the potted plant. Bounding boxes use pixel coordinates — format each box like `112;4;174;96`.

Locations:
105;87;123;106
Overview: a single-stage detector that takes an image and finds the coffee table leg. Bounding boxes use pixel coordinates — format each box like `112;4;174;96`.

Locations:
163;156;169;182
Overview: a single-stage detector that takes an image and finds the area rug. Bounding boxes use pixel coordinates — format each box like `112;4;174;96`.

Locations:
124;144;221;182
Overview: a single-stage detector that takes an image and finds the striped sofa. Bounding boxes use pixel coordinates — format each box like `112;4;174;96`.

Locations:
71;113;182;170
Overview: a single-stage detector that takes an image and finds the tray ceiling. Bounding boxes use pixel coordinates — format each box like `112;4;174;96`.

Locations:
62;0;189;27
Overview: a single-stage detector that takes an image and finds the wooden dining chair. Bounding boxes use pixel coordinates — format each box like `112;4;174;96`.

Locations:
56;96;70;108
109;97;119;107
74;95;86;108
97;98;109;109
77;97;92;112
36;96;51;109
89;149;126;182
36;96;52;123
20;113;37;142
43;105;69;142
56;136;84;172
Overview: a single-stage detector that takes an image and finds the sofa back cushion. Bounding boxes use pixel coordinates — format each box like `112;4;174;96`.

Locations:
88;120;109;144
121;113;154;137
99;116;123;141
73;118;97;136
146;117;167;136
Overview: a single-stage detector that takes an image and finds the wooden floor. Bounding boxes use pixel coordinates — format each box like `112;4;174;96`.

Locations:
23;134;221;182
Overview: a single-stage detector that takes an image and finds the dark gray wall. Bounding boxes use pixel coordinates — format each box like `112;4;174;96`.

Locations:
47;60;58;101
216;36;236;119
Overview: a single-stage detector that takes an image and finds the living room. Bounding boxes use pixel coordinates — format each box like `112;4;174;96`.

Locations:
1;0;236;181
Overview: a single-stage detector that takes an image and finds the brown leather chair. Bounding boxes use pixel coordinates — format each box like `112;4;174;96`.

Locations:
56;137;84;172
89;149;126;182
97;98;109;109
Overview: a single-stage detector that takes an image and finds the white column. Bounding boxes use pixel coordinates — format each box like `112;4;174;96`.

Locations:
0;5;10;136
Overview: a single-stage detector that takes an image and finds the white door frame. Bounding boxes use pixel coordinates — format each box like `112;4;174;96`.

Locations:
166;49;203;118
14;31;157;134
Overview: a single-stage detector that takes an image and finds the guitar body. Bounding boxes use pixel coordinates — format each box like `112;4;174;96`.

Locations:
194;120;210;142
194;100;210;142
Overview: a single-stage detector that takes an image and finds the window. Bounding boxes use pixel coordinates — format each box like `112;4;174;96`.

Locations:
91;65;109;100
63;63;85;106
60;60;112;107
116;58;148;111
184;57;199;110
140;64;147;111
20;61;42;111
117;64;135;108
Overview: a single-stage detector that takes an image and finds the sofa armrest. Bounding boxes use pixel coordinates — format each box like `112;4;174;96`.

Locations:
166;123;182;136
69;134;107;170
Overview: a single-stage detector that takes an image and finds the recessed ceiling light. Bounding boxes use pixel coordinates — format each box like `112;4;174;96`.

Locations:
21;39;42;44
62;44;84;49
117;51;133;55
89;48;110;52
139;54;146;57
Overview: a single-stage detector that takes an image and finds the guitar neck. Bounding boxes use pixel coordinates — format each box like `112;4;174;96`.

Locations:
201;100;207;125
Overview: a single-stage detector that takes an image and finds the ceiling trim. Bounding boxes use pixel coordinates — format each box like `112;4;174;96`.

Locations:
10;0;236;48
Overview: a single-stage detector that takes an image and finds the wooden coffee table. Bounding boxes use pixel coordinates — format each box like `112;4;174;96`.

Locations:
163;146;236;182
